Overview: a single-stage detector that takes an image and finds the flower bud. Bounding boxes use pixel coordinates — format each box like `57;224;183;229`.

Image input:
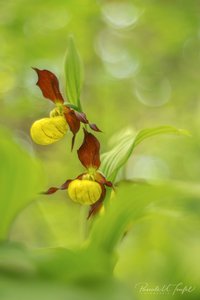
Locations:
30;116;68;145
68;179;102;205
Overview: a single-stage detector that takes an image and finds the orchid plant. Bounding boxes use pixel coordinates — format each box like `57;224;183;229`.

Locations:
30;36;189;223
0;36;194;300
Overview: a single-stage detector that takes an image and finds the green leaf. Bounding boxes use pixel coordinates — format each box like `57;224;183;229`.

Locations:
89;180;200;253
0;243;133;300
64;36;83;110
63;102;81;112
0;242;36;276
100;126;190;182
0;127;43;239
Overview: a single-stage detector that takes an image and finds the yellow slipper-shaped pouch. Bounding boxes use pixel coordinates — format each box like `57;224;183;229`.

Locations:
30;116;68;145
68;179;102;205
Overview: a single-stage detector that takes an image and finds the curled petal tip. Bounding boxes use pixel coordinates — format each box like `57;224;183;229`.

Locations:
74;111;88;124
87;184;106;219
71;134;76;151
41;179;71;195
106;181;113;187
87;201;103;219
89;123;102;132
42;187;59;195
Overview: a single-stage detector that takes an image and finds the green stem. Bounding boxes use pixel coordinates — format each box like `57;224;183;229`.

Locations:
77;98;83;112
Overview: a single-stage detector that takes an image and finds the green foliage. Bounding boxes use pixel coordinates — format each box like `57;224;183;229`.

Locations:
64;36;83;110
101;126;190;182
1;1;200;299
0;126;199;300
0;244;132;300
0;276;133;300
0;127;43;239
89;181;200;253
1;180;200;299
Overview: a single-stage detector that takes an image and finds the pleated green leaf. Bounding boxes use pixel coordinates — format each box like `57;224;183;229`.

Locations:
89;180;200;253
64;36;83;110
100;126;190;182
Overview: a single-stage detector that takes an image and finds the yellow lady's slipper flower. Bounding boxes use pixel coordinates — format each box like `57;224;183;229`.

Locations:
31;68;100;149
43;129;113;219
30;116;68;145
68;179;102;205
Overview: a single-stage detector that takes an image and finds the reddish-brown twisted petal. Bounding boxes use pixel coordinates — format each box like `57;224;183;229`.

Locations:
33;68;64;103
74;111;88;124
64;109;80;150
41;179;72;195
87;184;106;219
74;111;102;132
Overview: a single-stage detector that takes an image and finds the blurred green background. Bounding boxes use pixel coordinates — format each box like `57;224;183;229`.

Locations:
0;0;200;299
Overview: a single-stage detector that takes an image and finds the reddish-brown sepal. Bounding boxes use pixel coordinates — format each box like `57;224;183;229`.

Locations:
42;179;72;195
64;108;81;150
87;184;106;219
77;129;101;169
33;68;64;104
